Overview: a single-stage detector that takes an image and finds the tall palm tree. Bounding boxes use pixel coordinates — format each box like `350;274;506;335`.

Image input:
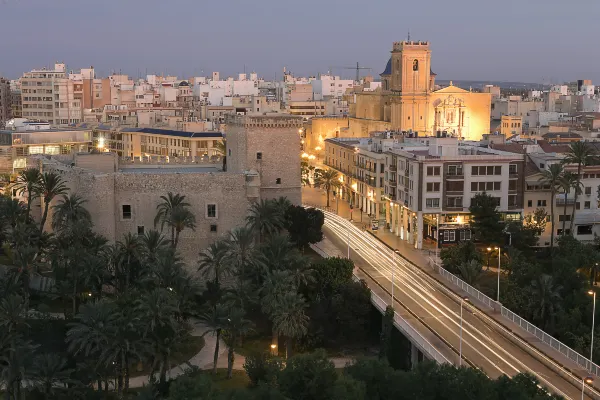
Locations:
313;168;341;207
0;197;27;230
457;260;482;286
30;353;75;397
13;167;41;220
38;171;69;233
200;303;228;375
198;240;231;287
530;274;562;332
559;171;582;235
154;192;190;244
214;140;226;155
168;206;196;249
114;233;143;294
246;199;284;242
272;291;309;359
222;307;254;379
51;194;92;231
140;229;169;263
539;163;564;248
226;226;257;281
563;142;597;231
272;197;292;220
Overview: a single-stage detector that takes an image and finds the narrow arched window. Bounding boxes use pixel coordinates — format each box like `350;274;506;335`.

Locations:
413;59;419;71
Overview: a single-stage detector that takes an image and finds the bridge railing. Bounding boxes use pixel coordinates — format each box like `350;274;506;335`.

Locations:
306;203;600;378
310;242;452;365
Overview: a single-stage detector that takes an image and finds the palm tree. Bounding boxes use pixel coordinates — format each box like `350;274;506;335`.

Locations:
167;206;196;249
30;353;75;397
0;197;27;230
539;163;564;248
226;226;258;281
13;167;41;220
214;140;226;155
114;233;143;294
140;229;170;263
559;171;582;235
154;192;190;244
222;307;254;379
200;303;228;375
457;260;482;286
563;142;597;231
530;274;562;331
313;168;341;207
272;291;309;359
261;270;294;352
246;199;284;241
0;333;37;400
51;194;92;231
272;197;292;220
38;171;69;233
198;240;231;287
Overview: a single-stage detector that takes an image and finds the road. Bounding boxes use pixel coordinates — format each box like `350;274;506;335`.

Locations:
322;210;598;400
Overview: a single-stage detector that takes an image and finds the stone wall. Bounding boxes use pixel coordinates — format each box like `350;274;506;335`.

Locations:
304;117;349;153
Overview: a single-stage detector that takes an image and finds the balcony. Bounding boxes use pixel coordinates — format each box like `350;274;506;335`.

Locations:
389;180;397;188
389;164;397;172
389;192;397;201
446;172;464;179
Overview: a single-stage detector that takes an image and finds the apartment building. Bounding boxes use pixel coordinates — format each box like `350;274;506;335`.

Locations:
92;125;223;158
0;77;10;127
324;137;386;223
325;134;526;249
20;63;82;125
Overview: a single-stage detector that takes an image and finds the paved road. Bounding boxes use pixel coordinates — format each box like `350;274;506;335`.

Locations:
322;210;598;400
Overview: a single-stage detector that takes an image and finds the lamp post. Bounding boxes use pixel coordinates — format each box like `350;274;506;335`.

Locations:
270;343;277;356
582;376;593;400
460;296;469;367
496;246;501;303
486;247;492;270
589;290;596;369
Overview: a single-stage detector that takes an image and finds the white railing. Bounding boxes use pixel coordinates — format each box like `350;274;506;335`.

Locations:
306;203;600;378
310;243;451;365
429;258;496;310
502;307;600;377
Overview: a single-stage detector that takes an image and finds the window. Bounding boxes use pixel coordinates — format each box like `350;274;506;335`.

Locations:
228;149;231;156
577;225;593;235
537;200;547;207
471;182;501;191
443;230;456;242
585;187;592;195
276;178;281;184
426;166;441;176
210;224;218;232
576;202;580;210
122;205;132;219
446;196;463;208
426;182;440;192
527;200;532;207
558;215;571;222
471;166;501;176
426;198;440;208
380;163;384;173
256;152;262;160
446;181;464;192
508;195;518;207
459;230;472;241
207;204;217;218
540;163;545;169
585;201;591;209
137;226;144;236
508;180;517;191
509;164;518;175
447;165;463;176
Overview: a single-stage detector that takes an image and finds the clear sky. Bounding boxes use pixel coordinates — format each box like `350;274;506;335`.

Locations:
1;0;599;84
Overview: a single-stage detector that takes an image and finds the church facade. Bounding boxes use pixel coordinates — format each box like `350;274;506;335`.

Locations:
349;41;491;140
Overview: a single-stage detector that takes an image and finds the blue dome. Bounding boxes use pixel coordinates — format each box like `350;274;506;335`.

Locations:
381;58;392;76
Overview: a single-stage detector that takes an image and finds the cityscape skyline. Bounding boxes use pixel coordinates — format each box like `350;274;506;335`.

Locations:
2;0;599;83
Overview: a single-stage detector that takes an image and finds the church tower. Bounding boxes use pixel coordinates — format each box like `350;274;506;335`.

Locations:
390;41;432;94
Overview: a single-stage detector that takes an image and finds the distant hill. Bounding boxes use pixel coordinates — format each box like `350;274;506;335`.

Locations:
436;79;548;90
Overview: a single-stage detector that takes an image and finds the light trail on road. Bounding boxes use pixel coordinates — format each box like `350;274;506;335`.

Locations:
322;210;598;400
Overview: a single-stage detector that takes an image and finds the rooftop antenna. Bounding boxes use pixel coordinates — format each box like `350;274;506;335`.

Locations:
407;30;411;41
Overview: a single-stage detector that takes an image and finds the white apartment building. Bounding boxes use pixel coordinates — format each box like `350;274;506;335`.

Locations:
311;75;354;100
21;63;82;126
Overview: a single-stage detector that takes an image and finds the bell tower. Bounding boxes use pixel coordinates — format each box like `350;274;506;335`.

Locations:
390;41;432;94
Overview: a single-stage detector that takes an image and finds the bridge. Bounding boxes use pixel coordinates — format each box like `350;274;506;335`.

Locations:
310;208;600;400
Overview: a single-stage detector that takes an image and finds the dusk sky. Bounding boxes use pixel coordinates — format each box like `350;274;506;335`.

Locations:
1;0;599;84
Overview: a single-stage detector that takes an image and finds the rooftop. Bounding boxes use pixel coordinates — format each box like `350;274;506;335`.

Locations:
119;166;221;174
120;127;223;138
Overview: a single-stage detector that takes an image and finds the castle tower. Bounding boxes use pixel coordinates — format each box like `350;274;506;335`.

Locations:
225;115;303;205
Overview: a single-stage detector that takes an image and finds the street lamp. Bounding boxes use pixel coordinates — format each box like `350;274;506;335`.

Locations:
495;246;500;303
589;290;596;369
460;296;469;367
270;343;277;355
582;376;593;400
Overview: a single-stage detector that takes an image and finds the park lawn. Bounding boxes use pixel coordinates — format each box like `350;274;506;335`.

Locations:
235;335;274;358
210;369;251;391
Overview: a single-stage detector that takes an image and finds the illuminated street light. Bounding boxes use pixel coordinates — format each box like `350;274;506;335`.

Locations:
589;290;596;369
582;376;593;399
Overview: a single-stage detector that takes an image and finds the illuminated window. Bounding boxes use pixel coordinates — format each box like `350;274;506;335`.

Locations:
28;146;44;154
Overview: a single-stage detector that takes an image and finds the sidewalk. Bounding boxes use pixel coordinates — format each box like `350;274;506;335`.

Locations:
303;186;599;393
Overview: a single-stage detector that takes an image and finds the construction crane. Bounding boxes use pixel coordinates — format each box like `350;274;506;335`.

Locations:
328;62;372;82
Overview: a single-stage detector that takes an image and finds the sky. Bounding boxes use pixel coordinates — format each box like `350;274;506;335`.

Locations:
1;0;599;84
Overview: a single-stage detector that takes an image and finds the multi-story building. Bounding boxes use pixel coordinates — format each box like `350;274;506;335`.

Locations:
0;77;11;127
325;133;526;249
91;125;223;158
20;63;82;125
500;115;523;136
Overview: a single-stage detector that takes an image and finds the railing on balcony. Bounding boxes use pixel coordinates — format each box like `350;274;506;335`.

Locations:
556;198;575;206
389;180;397;187
389;164;397;172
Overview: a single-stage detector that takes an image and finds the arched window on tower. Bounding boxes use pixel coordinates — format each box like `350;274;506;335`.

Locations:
413;59;419;71
396;60;400;74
